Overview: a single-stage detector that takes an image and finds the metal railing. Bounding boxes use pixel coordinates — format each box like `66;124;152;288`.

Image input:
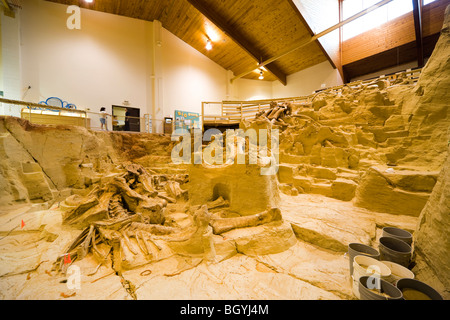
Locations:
0;97;168;134
1;97;89;125
202;96;309;128
202;67;423;128
314;67;423;94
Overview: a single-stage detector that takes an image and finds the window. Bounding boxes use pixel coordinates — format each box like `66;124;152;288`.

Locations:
342;0;438;41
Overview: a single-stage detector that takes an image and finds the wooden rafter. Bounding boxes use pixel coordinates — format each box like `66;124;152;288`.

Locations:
286;0;343;77
1;0;10;10
231;0;394;82
1;0;14;17
186;0;287;85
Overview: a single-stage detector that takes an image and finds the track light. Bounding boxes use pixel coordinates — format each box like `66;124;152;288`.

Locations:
259;70;264;80
206;39;212;51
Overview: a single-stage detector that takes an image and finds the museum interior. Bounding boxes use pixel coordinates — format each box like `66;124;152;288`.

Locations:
0;0;449;301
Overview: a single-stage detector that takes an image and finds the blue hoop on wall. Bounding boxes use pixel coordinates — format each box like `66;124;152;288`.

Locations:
37;97;77;112
46;97;64;108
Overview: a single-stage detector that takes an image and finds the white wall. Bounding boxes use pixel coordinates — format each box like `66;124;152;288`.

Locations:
20;0;150;130
13;0;230;132
231;61;343;101
233;78;273;101
161;27;228;119
1;9;22;117
273;61;343;98
0;11;3;95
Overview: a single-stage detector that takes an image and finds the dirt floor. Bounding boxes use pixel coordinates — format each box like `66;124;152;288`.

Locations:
0;192;417;300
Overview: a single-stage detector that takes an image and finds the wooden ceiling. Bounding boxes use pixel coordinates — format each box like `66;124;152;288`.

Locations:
44;0;331;85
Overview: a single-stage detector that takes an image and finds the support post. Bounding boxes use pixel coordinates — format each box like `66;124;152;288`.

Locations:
412;0;424;68
202;102;205;132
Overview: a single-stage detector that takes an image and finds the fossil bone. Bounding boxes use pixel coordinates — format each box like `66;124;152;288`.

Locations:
210;207;282;234
165;180;187;199
207;196;230;210
129;222;179;235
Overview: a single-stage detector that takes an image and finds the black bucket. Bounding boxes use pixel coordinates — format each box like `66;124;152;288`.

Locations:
359;276;403;300
379;237;412;268
348;243;380;276
396;278;443;300
382;227;413;245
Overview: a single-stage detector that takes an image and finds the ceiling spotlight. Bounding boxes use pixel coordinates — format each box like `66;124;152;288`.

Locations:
259;71;264;80
85;0;94;3
206;39;212;51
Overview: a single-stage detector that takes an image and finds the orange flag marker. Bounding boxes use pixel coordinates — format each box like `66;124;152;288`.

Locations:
64;253;72;265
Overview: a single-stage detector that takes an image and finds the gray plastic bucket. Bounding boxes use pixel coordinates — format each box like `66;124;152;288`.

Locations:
352;256;391;299
348;243;380;276
381;261;414;284
379;237;412;268
359;276;403;300
382;227;413;245
396;278;443;300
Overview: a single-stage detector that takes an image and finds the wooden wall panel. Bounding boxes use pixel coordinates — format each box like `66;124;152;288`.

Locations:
343;33;441;81
342;0;447;65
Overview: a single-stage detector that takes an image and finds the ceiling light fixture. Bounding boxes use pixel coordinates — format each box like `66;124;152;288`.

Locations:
85;0;94;3
205;23;220;42
206;39;212;51
259;70;264;80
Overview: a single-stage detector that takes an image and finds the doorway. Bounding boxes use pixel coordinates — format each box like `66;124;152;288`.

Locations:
112;106;141;132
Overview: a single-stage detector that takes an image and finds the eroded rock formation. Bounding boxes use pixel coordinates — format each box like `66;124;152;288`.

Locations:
258;14;450;216
0;116;176;207
414;146;450;295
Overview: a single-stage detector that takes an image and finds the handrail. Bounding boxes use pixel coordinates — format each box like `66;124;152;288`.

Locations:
313;67;423;94
202;67;423;129
0;97;86;114
222;96;309;104
0;98;168;133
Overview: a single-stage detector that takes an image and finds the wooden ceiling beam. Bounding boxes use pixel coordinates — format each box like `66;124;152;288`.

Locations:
186;0;287;85
1;0;14;17
1;0;10;10
286;0;342;75
231;0;394;82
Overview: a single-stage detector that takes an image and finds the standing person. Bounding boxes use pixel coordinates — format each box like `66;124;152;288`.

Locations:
100;107;109;131
124;108;130;132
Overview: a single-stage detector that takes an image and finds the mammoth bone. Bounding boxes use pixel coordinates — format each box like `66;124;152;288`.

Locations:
54;205;213;274
255;102;292;124
55;163;174;272
55;162;284;273
209;207;282;235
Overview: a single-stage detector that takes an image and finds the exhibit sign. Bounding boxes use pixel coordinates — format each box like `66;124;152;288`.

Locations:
174;110;200;131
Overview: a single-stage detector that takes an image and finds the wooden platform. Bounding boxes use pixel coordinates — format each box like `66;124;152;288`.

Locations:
21;109;90;128
203;120;240;133
203;119;241;126
201;68;423;131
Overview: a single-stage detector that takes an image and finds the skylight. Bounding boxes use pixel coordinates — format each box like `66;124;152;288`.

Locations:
342;0;438;41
